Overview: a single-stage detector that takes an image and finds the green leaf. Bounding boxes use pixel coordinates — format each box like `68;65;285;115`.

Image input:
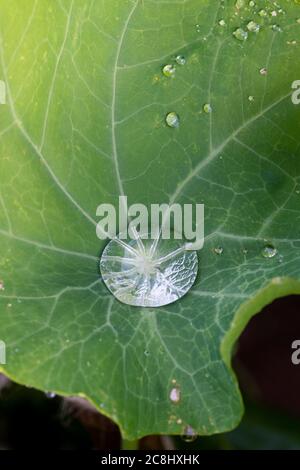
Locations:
0;0;300;439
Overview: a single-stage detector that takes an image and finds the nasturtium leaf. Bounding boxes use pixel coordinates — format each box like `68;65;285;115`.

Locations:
0;0;300;439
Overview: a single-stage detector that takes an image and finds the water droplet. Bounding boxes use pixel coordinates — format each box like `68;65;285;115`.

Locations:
271;24;282;32
258;9;267;17
233;28;248;41
235;0;245;8
100;234;198;308
271;10;278;17
259;67;267;75
170;387;181;404
0;280;4;290
203;103;212;113
261;244;277;259
248;95;255;102
218;19;226;26
195;24;201;33
242;248;248;255
182;425;197;443
214;247;224;255
175;55;186;65
247;21;260;32
177;418;183;425
249;1;256;7
162;64;176;78
45;392;56;399
7;303;12;308
166;112;180;128
144;350;150;356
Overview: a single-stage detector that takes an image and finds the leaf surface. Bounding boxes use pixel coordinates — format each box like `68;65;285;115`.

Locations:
0;0;300;438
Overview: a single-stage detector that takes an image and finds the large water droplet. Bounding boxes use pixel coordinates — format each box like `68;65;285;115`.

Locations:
233;28;248;41
100;235;198;307
261;244;277;259
162;64;176;78
166;112;180;128
182;425;197;443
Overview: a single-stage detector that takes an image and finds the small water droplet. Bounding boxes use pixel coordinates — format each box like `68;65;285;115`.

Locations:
182;425;197;443
214;247;224;255
248;95;255;102
249;0;256;7
203;103;212;113
195;24;201;33
166;112;180;128
162;64;176;78
233;28;248;41
170;387;181;404
235;0;245;8
242;248;248;255
175;55;186;65
258;9;267;17
271;24;282;32
261;244;277;259
45;392;56;399
218;19;226;26
247;21;260;32
259;67;267;75
144;350;150;356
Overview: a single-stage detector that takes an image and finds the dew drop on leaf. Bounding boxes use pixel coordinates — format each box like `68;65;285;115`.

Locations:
175;55;186;65
235;0;245;8
248;95;255;102
214;247;224;255
259;67;268;75
249;1;256;7
166;112;180;128
100;235;198;307
271;24;282;32
162;64;176;78
218;19;226;27
233;28;248;41
169;387;181;404
203;103;212;113
182;425;197;442
258;9;267;17
247;21;260;32
261;244;277;259
45;392;56;399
